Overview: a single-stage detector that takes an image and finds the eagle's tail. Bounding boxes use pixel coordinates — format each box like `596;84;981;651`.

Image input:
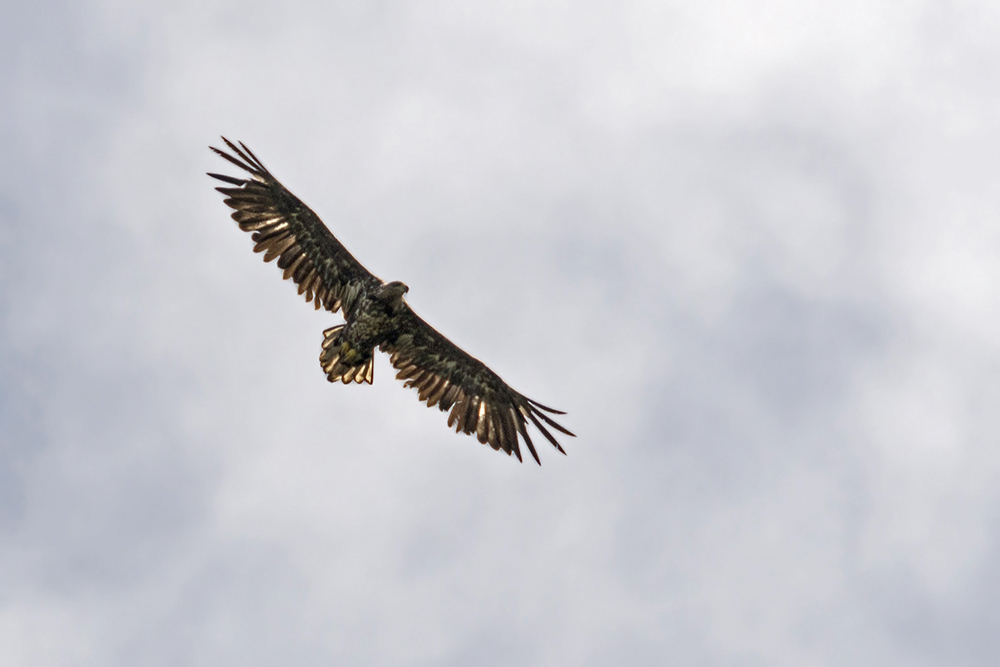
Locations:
319;325;374;385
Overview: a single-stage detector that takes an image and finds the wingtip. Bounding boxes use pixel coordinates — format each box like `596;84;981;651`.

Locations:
209;136;231;152
521;427;541;465
526;397;567;415
207;172;245;185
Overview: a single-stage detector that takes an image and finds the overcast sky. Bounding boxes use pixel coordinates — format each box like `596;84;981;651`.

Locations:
3;1;1000;665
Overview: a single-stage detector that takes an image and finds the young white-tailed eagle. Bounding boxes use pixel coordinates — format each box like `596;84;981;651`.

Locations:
208;138;573;464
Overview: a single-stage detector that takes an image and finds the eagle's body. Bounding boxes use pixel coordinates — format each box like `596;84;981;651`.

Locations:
209;138;573;464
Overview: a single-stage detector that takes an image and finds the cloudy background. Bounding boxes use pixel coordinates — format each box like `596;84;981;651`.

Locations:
3;0;1000;664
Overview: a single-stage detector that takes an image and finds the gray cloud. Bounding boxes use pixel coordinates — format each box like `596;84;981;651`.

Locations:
3;0;1000;664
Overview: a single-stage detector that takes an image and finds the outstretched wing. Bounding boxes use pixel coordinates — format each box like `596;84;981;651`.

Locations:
208;138;381;316
381;306;574;464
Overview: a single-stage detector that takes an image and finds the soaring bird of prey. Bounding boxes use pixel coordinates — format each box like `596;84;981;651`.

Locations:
208;138;573;464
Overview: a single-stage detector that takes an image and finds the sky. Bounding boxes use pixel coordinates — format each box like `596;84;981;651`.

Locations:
2;0;1000;664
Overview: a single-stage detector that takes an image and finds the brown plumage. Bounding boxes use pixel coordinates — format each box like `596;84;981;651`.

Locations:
208;138;573;464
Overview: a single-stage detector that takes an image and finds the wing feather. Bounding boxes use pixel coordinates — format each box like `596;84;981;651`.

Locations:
515;414;540;465
441;385;462;412
380;304;573;464
209;138;381;315
452;397;470;433
525;397;568;415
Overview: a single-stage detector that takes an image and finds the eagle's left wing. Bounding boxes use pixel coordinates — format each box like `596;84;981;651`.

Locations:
381;305;573;464
208;138;382;316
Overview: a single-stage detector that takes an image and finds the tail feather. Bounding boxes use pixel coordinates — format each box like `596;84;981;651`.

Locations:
319;325;374;385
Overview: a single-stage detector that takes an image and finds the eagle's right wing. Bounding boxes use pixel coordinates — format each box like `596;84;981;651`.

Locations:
208;138;381;316
381;305;574;465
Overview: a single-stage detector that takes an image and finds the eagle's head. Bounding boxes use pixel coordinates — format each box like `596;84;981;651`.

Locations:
378;280;410;311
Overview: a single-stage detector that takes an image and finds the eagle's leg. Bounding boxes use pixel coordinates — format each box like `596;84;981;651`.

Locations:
319;325;375;385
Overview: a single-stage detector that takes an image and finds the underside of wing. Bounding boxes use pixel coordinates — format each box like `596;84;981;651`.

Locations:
381;306;574;464
208;138;380;316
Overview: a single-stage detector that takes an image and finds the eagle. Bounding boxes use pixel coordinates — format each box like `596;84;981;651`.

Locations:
208;138;573;464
